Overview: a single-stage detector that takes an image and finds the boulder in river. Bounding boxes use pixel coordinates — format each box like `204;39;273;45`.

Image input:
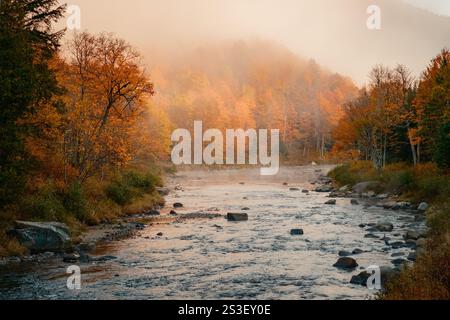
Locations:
10;221;72;253
227;213;248;222
338;250;352;257
333;257;358;270
351;199;359;205
352;248;364;255
290;229;304;236
375;222;394;232
289;187;300;191
325;199;337;205
173;203;184;208
350;271;371;286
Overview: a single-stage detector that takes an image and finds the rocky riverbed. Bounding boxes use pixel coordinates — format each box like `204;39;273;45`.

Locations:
0;166;428;300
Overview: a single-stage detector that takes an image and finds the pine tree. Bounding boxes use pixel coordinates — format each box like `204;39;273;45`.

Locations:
0;0;65;207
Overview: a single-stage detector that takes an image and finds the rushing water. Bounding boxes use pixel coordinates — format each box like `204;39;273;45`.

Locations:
0;166;426;300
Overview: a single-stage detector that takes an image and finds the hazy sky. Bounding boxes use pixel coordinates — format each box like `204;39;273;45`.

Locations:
60;0;450;86
404;0;450;16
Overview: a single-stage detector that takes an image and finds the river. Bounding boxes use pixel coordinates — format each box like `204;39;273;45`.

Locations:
0;166;426;300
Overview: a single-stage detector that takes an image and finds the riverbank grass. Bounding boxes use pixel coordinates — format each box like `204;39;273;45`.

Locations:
0;167;165;257
329;161;450;300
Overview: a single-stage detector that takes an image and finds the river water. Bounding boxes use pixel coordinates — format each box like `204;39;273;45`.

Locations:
0;166;426;300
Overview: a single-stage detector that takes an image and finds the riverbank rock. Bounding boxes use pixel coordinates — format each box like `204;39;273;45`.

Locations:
63;253;80;263
325;199;337;205
404;230;421;241
290;229;304;236
148;210;161;216
333;257;358;270
315;185;333;193
352;181;379;194
407;252;417;261
392;258;408;266
289;187;300;191
417;202;429;212
156;187;170;196
10;221;72;253
227;213;248;222
173;203;184;208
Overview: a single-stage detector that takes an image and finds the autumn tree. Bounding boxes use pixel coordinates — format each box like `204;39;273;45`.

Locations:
414;49;450;168
60;32;154;182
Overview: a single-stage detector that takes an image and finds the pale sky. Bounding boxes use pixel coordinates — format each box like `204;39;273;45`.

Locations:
60;0;450;86
404;0;450;16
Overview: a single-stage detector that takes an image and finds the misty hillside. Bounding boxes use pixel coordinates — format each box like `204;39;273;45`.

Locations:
147;41;358;159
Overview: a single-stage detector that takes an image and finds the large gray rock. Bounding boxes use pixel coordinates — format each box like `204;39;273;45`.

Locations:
352;181;379;194
11;221;72;253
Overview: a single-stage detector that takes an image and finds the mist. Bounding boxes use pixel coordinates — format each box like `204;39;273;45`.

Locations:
60;0;449;85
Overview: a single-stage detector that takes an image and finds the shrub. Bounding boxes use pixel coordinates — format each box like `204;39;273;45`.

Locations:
105;170;162;206
63;182;88;221
20;182;67;221
105;181;135;206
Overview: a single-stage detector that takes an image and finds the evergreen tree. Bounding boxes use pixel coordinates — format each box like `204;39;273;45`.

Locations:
0;0;65;207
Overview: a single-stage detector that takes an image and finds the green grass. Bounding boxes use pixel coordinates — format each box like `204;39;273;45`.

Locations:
105;170;162;206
